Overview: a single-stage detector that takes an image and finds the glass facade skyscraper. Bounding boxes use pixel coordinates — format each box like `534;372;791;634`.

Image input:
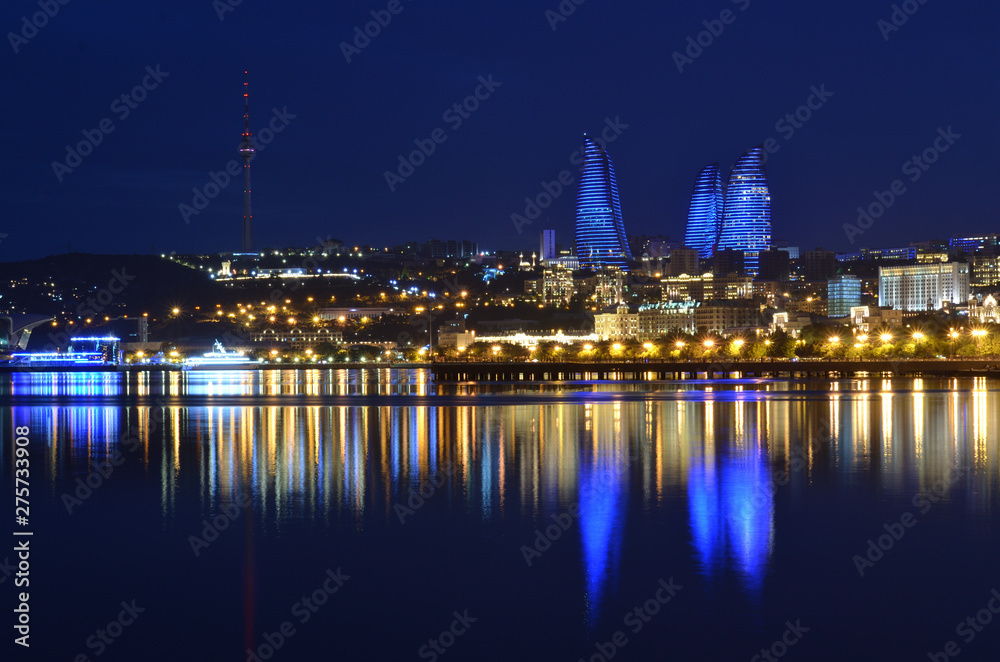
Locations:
718;146;772;276
574;137;632;271
684;164;724;259
828;274;862;317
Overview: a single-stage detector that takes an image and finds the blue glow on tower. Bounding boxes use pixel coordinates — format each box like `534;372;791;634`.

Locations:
684;164;724;259
574;136;632;271
718;146;772;276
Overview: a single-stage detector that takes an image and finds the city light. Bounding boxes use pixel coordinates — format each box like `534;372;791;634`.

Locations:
880;333;893;343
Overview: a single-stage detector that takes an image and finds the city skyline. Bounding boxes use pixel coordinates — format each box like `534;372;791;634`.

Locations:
2;2;998;261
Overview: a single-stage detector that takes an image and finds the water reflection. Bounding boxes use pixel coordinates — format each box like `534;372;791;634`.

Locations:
7;371;1000;624
579;443;628;628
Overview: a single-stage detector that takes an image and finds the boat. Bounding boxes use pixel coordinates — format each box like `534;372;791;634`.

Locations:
183;341;260;369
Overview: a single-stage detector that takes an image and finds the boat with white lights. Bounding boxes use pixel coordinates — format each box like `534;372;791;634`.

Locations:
183;341;260;369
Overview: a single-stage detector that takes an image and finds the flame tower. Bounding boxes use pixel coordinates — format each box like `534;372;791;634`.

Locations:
239;71;255;252
574;136;632;271
684;163;724;259
718;146;771;276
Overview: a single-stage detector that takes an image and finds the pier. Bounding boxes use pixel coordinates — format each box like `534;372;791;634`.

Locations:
430;359;1000;382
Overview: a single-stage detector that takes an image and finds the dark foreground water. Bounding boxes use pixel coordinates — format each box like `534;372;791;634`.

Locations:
2;369;1000;661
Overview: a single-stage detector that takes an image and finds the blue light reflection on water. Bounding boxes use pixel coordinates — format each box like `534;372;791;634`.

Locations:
579;450;626;628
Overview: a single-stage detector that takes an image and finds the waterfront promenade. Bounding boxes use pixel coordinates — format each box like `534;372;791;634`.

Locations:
429;359;1000;381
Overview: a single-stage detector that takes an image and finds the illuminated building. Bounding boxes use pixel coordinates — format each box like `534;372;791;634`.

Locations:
878;262;970;311
949;234;1000;256
437;320;475;349
252;328;344;349
9;336;120;366
593;303;638;341
574;136;632;271
539;230;556;261
594;301;700;340
684;164;724;259
542;267;574;306
971;256;1000;287
695;301;759;333
828;275;861;317
718;146;772;276
661;273;753;303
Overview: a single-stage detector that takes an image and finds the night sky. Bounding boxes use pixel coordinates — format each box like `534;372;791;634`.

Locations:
1;0;997;260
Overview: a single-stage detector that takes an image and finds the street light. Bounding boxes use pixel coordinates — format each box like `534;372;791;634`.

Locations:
675;340;686;349
913;332;925;341
880;333;892;343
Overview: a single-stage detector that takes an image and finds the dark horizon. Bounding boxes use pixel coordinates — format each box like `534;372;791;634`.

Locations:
2;0;997;260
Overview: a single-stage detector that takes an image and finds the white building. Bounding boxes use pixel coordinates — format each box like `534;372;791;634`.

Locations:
594;304;638;341
878;262;969;312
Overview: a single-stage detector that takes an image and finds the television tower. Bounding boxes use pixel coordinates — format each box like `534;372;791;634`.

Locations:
239;71;255;252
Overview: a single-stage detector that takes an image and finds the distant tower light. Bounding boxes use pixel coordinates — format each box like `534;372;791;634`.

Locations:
239;70;256;252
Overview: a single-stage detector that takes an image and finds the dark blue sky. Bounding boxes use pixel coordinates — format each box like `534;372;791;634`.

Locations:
1;0;997;260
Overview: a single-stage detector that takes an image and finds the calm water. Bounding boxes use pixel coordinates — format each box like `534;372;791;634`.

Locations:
2;369;1000;660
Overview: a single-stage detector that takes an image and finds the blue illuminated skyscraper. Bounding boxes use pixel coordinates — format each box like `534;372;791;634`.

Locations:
684;164;724;259
574;136;632;271
718;146;771;275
